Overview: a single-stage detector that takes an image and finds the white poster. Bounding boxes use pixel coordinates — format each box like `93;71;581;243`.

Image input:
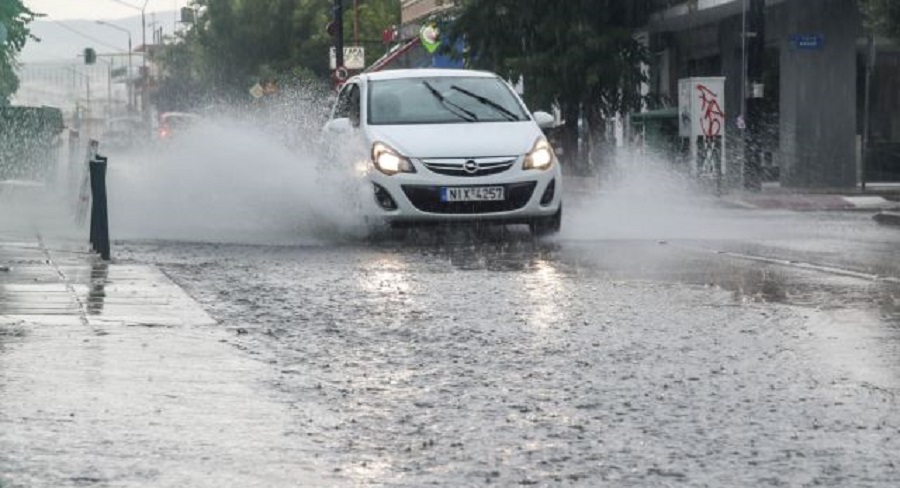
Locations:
678;77;727;178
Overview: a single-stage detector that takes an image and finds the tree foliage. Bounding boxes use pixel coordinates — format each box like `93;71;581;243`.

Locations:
447;0;652;170
155;0;399;106
860;0;900;39
0;0;39;105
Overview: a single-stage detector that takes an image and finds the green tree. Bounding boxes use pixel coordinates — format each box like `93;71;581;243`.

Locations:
860;0;900;39
155;0;399;106
0;0;39;105
448;0;651;172
348;0;402;66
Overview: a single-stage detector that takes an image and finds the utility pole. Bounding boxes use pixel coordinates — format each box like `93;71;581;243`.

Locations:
95;21;133;111
334;0;344;69
861;35;876;191
141;1;148;119
743;0;765;191
354;0;360;46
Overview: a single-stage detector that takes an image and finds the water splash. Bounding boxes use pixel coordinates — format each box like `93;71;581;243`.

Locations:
106;94;370;246
565;150;774;241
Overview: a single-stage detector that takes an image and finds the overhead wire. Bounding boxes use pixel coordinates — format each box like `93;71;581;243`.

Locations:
52;20;127;53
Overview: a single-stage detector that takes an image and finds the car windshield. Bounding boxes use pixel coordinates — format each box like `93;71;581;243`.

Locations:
367;76;529;125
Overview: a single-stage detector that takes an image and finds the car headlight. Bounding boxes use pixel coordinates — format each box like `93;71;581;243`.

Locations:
523;137;555;171
372;142;416;175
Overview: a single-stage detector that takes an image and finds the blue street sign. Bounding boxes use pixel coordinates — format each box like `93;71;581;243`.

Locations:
791;34;824;50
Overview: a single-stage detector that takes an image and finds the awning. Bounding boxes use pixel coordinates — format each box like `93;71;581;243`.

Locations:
364;37;422;73
648;0;786;32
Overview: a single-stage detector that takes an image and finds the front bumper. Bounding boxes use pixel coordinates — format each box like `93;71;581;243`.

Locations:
367;158;562;224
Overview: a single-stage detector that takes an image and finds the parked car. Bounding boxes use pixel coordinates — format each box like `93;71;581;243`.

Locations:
321;69;562;235
157;111;201;141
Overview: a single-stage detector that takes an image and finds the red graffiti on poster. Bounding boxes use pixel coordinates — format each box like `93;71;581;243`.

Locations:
697;84;725;137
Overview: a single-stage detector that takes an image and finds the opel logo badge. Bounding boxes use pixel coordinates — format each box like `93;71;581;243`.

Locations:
463;160;479;174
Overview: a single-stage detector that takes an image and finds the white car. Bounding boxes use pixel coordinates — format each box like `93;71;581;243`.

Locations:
322;69;562;235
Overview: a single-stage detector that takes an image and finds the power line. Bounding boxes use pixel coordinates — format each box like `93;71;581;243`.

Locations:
52;20;127;53
107;0;143;10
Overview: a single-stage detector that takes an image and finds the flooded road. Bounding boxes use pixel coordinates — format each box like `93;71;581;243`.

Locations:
32;208;891;487
3;144;900;486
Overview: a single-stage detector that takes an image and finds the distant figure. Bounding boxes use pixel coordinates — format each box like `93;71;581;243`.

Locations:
632;131;645;155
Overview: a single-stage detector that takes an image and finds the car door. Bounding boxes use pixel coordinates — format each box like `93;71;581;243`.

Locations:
330;81;361;129
321;81;366;170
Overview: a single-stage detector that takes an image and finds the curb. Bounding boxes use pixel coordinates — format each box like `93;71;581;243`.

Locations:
873;211;900;227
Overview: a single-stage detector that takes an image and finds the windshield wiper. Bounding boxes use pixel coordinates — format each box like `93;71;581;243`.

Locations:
449;85;520;121
422;81;478;122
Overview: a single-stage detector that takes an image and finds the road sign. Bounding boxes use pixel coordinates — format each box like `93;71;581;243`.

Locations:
329;46;365;70
790;34;824;50
334;67;349;81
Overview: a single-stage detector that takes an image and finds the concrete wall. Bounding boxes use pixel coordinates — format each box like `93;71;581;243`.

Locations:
650;0;862;188
778;0;859;187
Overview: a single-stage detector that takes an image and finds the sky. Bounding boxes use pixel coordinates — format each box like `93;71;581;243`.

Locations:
15;0;195;110
19;0;193;63
25;0;191;21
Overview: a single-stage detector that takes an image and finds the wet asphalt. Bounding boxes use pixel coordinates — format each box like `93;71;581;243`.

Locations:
105;211;900;486
3;182;900;486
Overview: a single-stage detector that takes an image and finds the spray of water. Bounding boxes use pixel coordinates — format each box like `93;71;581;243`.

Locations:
106;89;370;246
564;149;780;242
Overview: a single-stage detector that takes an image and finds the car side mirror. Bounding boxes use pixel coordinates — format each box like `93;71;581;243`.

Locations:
533;111;555;129
323;117;353;134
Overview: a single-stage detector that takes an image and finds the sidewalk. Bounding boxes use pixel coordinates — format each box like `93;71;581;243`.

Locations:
0;235;325;487
724;191;900;212
563;176;900;213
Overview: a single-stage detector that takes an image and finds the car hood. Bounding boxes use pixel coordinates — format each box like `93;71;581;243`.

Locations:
365;122;542;159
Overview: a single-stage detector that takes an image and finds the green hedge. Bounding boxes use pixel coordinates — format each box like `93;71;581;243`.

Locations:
0;105;65;180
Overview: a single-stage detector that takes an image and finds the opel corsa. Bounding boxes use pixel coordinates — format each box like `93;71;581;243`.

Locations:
323;69;562;235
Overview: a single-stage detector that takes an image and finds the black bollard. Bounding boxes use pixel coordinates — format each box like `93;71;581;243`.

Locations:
89;153;111;261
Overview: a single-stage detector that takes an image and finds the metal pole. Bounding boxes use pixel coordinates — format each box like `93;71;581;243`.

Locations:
88;145;111;261
334;0;344;68
862;35;875;192
743;0;765;191
107;61;112;115
741;0;747;120
128;34;133;110
141;7;147;115
354;0;360;46
95;21;133;111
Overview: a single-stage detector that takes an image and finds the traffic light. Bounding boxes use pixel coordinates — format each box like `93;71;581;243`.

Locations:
84;48;97;65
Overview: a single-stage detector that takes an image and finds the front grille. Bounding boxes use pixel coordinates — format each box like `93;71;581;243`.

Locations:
401;182;537;214
421;157;516;177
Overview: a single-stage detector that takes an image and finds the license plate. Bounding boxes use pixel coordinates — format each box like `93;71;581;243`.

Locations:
441;186;505;202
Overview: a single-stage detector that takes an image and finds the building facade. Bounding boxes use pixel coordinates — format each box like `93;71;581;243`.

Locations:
367;0;463;72
645;0;899;187
401;0;460;28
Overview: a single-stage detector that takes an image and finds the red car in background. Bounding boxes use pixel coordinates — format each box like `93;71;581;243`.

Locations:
157;112;201;141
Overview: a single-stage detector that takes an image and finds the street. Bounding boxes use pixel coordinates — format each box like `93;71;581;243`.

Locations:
118;209;900;487
5;0;900;486
6;181;899;486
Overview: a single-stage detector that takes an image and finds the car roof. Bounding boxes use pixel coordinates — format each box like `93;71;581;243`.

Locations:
359;69;498;83
106;116;142;124
160;112;200;119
